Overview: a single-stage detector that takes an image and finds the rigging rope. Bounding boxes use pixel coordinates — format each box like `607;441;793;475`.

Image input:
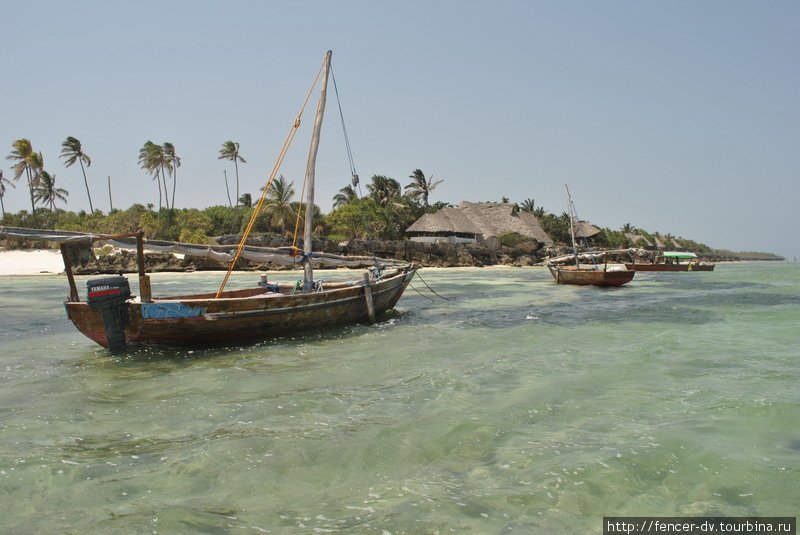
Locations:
331;65;358;184
290;168;308;254
216;52;329;298
330;64;376;254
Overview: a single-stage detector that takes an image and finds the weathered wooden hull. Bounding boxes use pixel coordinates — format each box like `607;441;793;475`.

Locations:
624;263;715;272
65;268;416;348
548;265;635;287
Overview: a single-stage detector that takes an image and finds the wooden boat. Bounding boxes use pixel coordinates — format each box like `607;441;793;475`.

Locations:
625;251;715;272
0;51;416;350
548;264;635;286
0;227;415;350
547;185;635;287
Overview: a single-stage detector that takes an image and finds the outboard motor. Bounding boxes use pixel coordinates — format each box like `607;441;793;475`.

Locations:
87;276;131;351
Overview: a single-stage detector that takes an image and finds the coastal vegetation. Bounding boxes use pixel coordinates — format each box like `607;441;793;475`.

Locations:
0;139;784;261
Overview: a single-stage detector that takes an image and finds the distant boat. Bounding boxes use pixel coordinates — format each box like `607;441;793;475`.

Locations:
547;185;635;287
0;51;416;350
625;251;715;272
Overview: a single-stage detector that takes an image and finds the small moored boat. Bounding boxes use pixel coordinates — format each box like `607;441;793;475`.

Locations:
547;184;635;287
625;251;715;272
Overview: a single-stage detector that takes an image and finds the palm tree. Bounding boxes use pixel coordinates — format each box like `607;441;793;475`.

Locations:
238;193;252;208
223;170;233;207
333;184;357;208
367;175;402;207
33;170;69;222
27;151;45;214
107;175;114;212
60;136;93;214
263;174;296;235
533;206;546;218
163;142;180;209
404;169;443;208
621;223;634;233
138;141;166;210
0;170;15;218
520;198;535;212
6;139;39;219
219;141;245;206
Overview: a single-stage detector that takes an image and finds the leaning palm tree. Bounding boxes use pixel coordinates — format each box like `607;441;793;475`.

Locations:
33;170;69;223
218;141;246;206
138;141;166;211
404;169;443;208
163;142;180;209
6;139;39;219
263;174;296;235
27;151;45;213
0;170;15;218
332;184;357;208
60;136;93;214
222;170;233;207
367;175;402;208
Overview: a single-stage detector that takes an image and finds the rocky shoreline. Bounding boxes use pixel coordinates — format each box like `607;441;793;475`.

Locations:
67;234;782;275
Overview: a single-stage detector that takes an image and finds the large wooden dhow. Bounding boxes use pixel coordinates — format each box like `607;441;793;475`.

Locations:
0;51;416;350
0;227;415;350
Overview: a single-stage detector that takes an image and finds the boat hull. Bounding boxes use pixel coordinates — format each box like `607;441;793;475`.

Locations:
548;265;635;287
624;263;715;272
65;268;416;348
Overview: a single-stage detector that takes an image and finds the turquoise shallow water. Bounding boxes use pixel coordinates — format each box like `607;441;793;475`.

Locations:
0;263;798;534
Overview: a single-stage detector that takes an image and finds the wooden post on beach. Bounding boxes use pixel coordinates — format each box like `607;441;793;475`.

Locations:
362;272;376;324
60;244;80;302
136;232;152;303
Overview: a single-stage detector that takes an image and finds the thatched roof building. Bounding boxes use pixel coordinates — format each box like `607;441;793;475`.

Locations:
573;221;601;239
406;201;552;248
650;234;684;250
625;232;653;247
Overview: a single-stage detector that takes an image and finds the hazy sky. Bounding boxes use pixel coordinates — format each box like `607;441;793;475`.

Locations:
3;1;798;259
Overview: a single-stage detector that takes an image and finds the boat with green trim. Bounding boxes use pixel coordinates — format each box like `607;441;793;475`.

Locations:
626;251;715;271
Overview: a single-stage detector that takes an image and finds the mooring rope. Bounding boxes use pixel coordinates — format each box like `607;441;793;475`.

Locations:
408;282;436;302
413;271;449;300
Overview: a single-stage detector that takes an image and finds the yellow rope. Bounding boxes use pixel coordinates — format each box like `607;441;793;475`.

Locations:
215;53;328;298
290;164;308;252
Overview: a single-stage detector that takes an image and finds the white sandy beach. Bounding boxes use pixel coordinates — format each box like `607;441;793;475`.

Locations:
0;249;66;276
0;249;550;277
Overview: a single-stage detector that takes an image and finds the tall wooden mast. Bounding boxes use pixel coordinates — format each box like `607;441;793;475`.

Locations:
565;184;580;269
301;51;332;293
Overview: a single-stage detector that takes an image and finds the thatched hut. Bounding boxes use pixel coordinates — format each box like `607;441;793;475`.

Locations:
406;201;552;249
650;234;685;250
625;232;654;248
573;221;601;240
